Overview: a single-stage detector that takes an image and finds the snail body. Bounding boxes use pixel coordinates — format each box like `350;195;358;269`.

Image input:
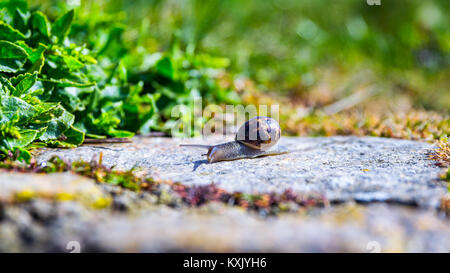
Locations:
180;117;287;163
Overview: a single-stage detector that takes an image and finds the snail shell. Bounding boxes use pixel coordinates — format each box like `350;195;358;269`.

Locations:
180;116;286;163
235;116;281;151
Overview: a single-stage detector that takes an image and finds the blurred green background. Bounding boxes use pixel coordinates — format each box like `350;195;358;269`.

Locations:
0;0;448;162
34;0;449;113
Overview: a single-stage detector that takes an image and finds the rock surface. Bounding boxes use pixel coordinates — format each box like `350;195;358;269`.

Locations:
0;136;447;252
0;201;449;252
34;136;446;207
0;172;110;208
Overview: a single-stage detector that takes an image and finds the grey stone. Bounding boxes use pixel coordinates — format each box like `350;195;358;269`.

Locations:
34;136;446;207
0;172;111;208
0;202;449;252
91;204;449;252
1;135;446;252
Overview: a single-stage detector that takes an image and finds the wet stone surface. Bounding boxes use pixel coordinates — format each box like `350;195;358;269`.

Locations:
34;136;446;207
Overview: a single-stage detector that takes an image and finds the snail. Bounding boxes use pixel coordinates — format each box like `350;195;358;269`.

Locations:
180;116;288;163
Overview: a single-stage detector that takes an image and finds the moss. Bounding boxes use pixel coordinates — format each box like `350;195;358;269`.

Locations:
56;192;75;201
15;190;35;202
429;138;450;183
440;194;450;216
443;169;450;183
430;139;450;168
0;154;327;214
91;196;113;209
428;139;450;212
241;78;449;142
281;111;449;142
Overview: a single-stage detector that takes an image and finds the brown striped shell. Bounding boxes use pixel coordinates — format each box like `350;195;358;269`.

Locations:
235;116;281;151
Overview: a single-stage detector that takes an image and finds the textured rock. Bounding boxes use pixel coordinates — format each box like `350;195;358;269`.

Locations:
88;204;450;252
34;136;446;207
1;136;446;252
0;171;111;208
0;202;449;252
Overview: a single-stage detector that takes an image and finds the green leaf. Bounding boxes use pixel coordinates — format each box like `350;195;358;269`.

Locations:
14;147;31;162
4;129;37;148
51;9;74;43
0;21;26;41
97;26;127;60
156;56;174;79
50;87;85;112
63;55;84;71
85;133;106;139
39;78;96;88
0;0;28;15
15;41;47;63
28;54;45;74
0;8;13;25
12;8;30;34
45;139;76;148
0;95;37;121
34;105;75;141
107;128;134;138
31;11;51;37
0;75;16;95
0;59;26;73
0;40;28;72
11;72;37;97
63;126;85;145
32;101;58;114
139;93;160;133
33;126;47;139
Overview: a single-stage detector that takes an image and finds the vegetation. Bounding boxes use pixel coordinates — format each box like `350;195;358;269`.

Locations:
430;139;450;183
42;0;447;112
0;0;238;161
0;0;448;163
